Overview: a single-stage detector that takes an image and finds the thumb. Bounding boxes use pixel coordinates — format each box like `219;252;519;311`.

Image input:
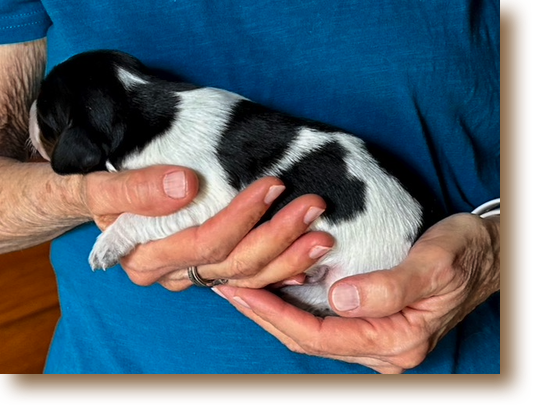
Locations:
83;165;199;217
329;260;435;318
328;215;477;318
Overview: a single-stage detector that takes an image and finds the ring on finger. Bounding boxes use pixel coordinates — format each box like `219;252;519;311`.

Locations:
187;265;227;287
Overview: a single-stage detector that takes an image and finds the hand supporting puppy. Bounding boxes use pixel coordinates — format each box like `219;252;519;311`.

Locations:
86;166;333;291
213;213;500;374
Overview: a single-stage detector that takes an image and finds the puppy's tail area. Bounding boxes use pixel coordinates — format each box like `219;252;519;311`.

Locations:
276;265;336;317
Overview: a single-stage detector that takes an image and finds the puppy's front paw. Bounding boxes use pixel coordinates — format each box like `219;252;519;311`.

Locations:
89;246;119;271
88;230;133;271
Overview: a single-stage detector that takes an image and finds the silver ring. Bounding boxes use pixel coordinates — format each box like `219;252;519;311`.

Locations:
187;266;227;287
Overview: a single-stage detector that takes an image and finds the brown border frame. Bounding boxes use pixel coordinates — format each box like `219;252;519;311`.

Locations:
0;0;531;403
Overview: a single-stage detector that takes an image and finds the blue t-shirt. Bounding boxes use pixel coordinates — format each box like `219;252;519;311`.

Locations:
1;0;500;373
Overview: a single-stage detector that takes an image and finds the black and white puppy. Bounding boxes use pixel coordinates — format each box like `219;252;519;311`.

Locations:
30;50;437;315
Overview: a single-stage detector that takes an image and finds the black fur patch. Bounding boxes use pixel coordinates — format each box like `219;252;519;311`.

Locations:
108;80;182;170
216;100;300;190
265;141;367;224
217;100;366;224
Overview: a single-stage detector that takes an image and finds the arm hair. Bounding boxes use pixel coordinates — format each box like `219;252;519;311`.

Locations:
0;39;46;160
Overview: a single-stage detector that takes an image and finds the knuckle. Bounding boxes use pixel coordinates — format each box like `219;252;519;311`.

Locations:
125;174;152;209
203;245;230;264
120;255;157;286
298;336;325;356
193;230;230;264
386;330;431;370
375;278;407;315
395;348;428;370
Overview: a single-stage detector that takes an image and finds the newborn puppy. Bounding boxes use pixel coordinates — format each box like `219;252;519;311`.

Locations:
30;50;435;316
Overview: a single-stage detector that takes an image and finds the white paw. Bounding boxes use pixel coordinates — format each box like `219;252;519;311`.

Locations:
88;229;133;271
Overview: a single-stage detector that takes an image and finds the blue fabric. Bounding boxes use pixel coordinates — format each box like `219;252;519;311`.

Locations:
1;0;500;373
0;0;51;44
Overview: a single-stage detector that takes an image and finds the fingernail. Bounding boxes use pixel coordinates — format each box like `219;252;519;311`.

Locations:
309;245;332;259
264;185;286;205
331;283;360;312
163;171;187;199
210;287;226;300
282;279;304;286
233;296;251;309
304;206;325;225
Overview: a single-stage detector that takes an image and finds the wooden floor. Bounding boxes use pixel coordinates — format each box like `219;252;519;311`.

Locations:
0;242;60;374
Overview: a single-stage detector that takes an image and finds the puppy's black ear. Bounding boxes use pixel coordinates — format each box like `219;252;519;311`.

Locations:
51;125;105;174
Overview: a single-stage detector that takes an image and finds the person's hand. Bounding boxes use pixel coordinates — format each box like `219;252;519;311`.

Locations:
213;213;500;374
83;165;200;231
81;166;334;292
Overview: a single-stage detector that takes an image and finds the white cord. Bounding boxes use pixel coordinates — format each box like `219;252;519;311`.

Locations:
471;198;500;218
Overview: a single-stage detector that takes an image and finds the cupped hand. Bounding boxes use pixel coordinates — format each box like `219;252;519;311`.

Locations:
81;166;333;292
213;213;500;374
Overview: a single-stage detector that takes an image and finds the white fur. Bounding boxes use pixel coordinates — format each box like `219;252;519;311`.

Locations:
30;81;422;315
29;102;51;161
87;86;422;315
117;67;148;88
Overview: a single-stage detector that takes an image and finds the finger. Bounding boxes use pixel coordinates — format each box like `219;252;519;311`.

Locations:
268;274;307;289
197;193;332;286
120;255;193;291
328;227;463;318
189;177;287;264
220;231;334;288
213;286;418;373
328;265;433;318
156;269;193;292
84;165;199;217
118;177;285;286
320;352;407;374
158;280;192;292
215;285;383;358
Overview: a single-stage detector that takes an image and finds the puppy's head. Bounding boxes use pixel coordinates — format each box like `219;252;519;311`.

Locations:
30;50;179;175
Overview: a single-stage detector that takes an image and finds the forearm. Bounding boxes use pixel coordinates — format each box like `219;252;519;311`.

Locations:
0;39;86;251
0;158;90;253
